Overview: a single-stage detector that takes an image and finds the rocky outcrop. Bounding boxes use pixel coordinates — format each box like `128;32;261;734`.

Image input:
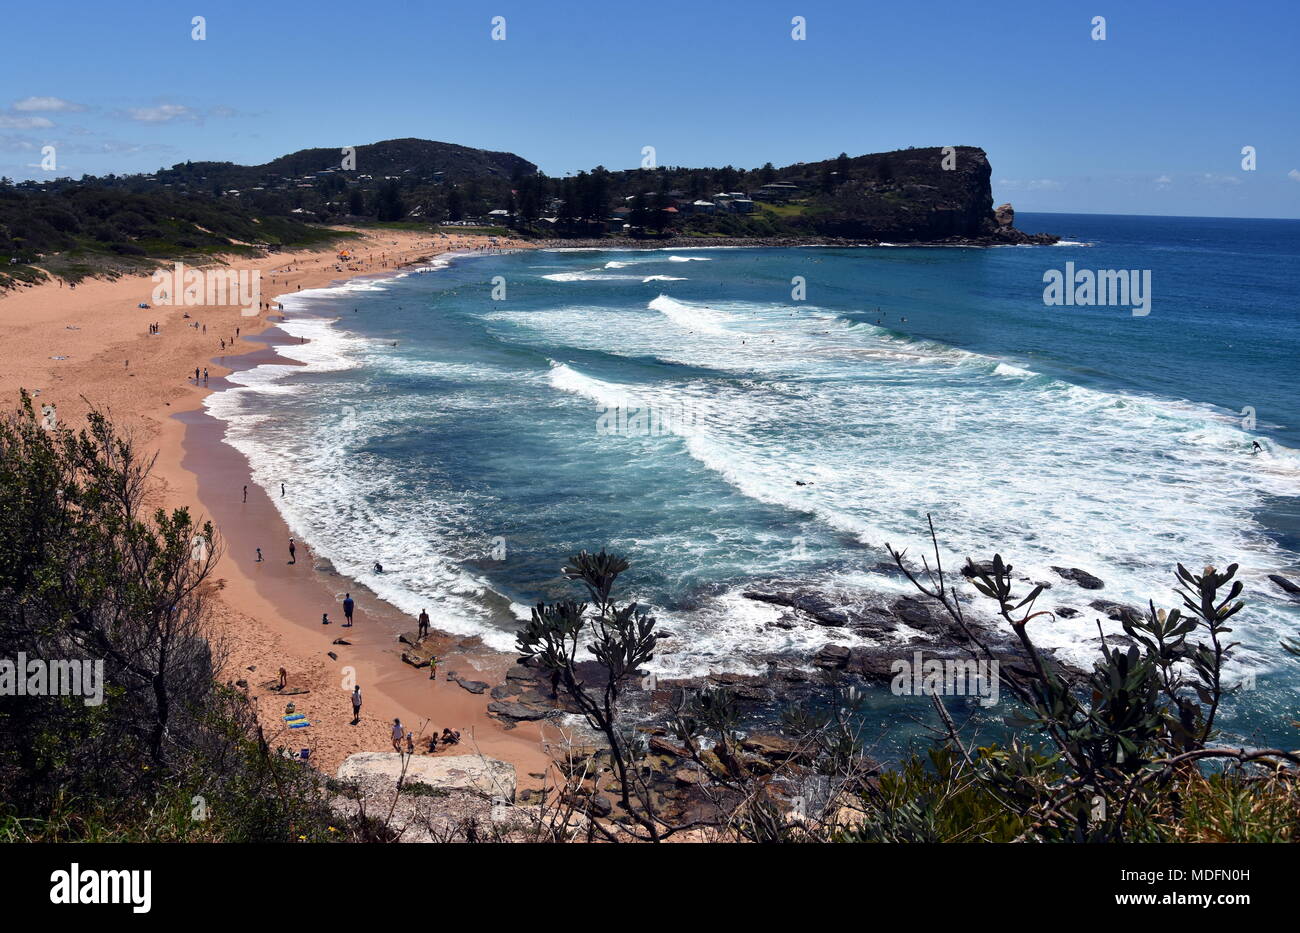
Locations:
1268;574;1300;597
487;700;558;722
742;585;962;639
336;752;516;802
782;146;1059;244
743;589;854;626
447;671;490;694
1089;599;1143;624
1052;567;1105;590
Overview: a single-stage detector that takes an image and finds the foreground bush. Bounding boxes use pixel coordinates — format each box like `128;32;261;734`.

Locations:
0;394;338;842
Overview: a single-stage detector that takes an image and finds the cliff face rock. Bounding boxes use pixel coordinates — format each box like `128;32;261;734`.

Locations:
781;146;1056;244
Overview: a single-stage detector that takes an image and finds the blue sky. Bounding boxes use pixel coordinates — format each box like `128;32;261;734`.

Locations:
2;0;1297;217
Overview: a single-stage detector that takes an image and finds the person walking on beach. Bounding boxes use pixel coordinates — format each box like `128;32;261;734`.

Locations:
417;608;430;639
405;731;415;755
429;655;439;681
256;547;263;562
391;718;404;752
242;484;248;503
351;685;362;725
342;592;355;627
288;537;296;564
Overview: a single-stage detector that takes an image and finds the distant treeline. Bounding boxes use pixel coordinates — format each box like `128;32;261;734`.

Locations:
1;142;1007;285
0;180;342;285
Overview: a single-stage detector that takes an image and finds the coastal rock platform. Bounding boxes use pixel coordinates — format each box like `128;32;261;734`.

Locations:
336;751;517;802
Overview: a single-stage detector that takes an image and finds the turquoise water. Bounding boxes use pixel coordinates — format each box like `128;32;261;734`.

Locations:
209;213;1300;747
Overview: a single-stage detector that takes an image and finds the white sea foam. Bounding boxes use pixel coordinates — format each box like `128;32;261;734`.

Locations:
539;296;1300;675
541;269;644;282
218;259;1300;682
649;294;743;336
993;361;1038;379
206;270;532;652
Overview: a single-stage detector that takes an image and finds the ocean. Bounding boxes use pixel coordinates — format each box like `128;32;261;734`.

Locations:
207;213;1300;748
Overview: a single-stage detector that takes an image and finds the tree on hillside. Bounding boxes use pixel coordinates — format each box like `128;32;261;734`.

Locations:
446;187;464;221
374;180;406;221
629;192;651;230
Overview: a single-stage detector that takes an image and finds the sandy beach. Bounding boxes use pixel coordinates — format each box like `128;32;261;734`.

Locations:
0;227;554;783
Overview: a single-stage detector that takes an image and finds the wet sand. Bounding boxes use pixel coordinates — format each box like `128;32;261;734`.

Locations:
178;319;553;780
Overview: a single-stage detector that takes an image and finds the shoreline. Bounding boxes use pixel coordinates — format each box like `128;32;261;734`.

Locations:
184;254;555;782
0;228;553;784
530;229;1061;250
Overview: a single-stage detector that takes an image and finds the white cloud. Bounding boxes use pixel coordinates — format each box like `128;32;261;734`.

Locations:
0;134;40;152
1198;172;1242;187
11;96;86;113
1154;174;1172;186
1287;169;1300;183
121;104;198;123
0;115;53;129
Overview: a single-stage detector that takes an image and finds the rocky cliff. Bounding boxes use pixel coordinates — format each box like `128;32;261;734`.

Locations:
783;146;1057;244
